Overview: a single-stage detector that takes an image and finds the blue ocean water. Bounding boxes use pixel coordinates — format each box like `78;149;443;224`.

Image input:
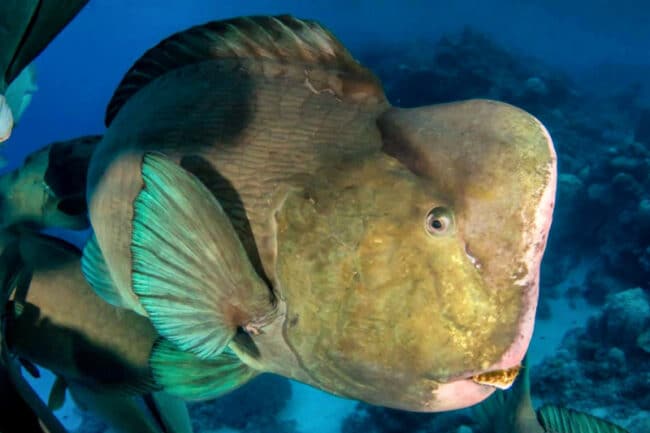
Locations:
2;1;649;432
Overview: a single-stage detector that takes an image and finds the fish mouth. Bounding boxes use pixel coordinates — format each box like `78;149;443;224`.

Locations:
470;364;521;390
419;364;522;411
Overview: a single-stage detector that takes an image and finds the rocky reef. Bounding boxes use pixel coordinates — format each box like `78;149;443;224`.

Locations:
532;288;650;432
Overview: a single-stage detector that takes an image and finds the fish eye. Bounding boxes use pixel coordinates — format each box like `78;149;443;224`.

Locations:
425;207;454;236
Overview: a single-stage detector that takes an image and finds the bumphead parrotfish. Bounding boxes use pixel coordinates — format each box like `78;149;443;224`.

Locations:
0;230;194;433
82;15;557;411
0;135;99;230
0;65;38;150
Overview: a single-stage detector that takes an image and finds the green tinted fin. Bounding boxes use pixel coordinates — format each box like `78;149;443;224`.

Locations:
81;234;127;308
3;0;89;84
0;94;13;143
105;14;383;126
5;64;37;125
0;1;37;89
132;153;274;359
48;375;67;410
150;338;257;401
149;392;193;433
537;405;630;433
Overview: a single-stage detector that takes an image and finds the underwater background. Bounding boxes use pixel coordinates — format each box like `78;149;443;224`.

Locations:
3;1;649;432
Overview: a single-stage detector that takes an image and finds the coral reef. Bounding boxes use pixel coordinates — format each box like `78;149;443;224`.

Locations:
347;26;649;433
188;374;295;433
362;25;650;295
341;403;474;433
360;28;572;114
532;288;650;433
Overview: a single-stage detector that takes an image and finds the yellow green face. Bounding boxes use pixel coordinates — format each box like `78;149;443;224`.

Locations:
275;154;519;409
274;101;556;411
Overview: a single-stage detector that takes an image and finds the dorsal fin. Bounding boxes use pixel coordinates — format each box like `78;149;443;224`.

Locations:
105;15;382;126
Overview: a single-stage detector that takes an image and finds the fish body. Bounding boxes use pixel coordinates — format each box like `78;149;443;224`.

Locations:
0;230;193;433
473;357;630;433
3;231;158;392
84;16;557;411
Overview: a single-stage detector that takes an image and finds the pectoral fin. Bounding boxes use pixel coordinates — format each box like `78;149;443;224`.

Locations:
132;153;275;359
82;234;129;309
150;338;257;401
149;392;194;433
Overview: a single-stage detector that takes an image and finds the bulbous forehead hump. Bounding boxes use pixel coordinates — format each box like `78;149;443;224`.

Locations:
378;99;557;211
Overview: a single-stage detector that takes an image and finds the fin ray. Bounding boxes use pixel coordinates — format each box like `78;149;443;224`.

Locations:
150;338;257;401
105;15;382;126
81;234;128;309
132;153;274;360
537;405;630;433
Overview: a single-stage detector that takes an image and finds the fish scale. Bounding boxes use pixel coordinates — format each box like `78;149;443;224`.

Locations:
91;56;387;295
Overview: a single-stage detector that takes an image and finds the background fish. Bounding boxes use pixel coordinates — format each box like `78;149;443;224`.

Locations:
82;15;556;412
0;135;99;230
0;65;38;162
0;94;12;144
0;0;88;144
0;230;193;433
472;356;629;433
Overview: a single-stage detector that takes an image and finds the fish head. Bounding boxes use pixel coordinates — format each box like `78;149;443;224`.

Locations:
0;139;95;230
273;99;556;411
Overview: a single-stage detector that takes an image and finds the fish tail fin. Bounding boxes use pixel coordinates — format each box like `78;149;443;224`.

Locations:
146;392;194;433
537;405;630;433
150;338;258;401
